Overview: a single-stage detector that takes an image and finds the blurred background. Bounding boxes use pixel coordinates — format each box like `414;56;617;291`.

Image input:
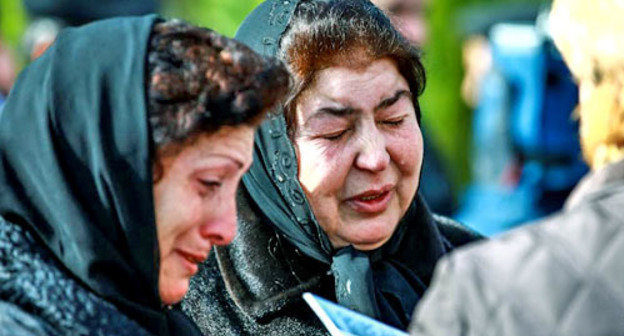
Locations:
0;0;587;236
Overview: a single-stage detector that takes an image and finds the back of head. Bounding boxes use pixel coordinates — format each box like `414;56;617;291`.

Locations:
278;0;425;135
147;20;290;157
550;0;624;169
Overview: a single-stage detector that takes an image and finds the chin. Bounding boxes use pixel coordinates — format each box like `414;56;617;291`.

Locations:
159;279;190;305
346;216;399;250
346;228;394;251
352;239;389;251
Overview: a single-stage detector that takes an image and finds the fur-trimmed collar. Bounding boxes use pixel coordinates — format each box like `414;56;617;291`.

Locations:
0;218;150;336
213;189;331;322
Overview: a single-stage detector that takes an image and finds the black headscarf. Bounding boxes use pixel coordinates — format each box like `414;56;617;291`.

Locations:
236;0;451;329
0;15;200;336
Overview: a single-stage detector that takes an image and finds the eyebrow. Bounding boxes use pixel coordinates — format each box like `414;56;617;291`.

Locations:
316;106;357;118
210;154;244;170
374;90;412;112
304;89;412;127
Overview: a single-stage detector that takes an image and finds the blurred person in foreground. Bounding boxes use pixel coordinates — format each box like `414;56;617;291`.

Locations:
0;16;289;335
181;0;482;335
408;0;624;334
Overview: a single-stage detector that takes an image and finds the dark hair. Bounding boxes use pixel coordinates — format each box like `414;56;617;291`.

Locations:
278;0;426;137
147;20;291;151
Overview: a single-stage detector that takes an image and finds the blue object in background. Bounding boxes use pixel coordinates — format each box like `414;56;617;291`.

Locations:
455;23;587;236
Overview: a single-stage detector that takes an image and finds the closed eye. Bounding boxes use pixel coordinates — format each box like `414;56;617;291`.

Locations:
196;178;222;198
381;118;405;126
199;179;222;189
322;130;348;141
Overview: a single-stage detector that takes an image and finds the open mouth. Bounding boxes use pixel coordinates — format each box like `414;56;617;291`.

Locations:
177;250;207;265
346;186;394;214
183;254;204;264
358;193;386;201
175;250;207;275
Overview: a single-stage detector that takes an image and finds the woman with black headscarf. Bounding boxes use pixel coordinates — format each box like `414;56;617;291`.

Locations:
182;1;483;335
0;16;289;335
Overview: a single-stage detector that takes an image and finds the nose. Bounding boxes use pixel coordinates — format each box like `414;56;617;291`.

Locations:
354;125;390;172
199;195;237;246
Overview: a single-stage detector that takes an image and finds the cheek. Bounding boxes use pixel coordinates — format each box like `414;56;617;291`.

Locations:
154;181;202;256
389;122;423;176
296;140;351;194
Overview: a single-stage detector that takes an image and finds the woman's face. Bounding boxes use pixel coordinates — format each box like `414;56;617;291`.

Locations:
153;125;254;305
293;58;423;251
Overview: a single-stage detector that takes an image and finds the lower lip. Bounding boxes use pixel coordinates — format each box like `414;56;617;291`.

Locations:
346;190;393;214
176;251;199;275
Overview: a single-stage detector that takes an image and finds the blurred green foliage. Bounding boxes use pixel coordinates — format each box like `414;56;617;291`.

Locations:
0;0;27;52
0;0;261;66
422;0;547;193
163;0;263;37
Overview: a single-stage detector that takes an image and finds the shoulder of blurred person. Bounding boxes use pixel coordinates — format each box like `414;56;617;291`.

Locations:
0;216;152;336
182;185;482;335
409;157;624;336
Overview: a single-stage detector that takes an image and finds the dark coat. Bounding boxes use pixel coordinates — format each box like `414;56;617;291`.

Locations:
409;159;624;336
0;217;151;336
182;189;483;336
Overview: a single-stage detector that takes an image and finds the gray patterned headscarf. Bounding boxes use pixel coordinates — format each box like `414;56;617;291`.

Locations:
237;0;449;328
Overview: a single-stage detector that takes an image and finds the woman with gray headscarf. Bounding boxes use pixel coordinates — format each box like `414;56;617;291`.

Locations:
182;1;482;335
